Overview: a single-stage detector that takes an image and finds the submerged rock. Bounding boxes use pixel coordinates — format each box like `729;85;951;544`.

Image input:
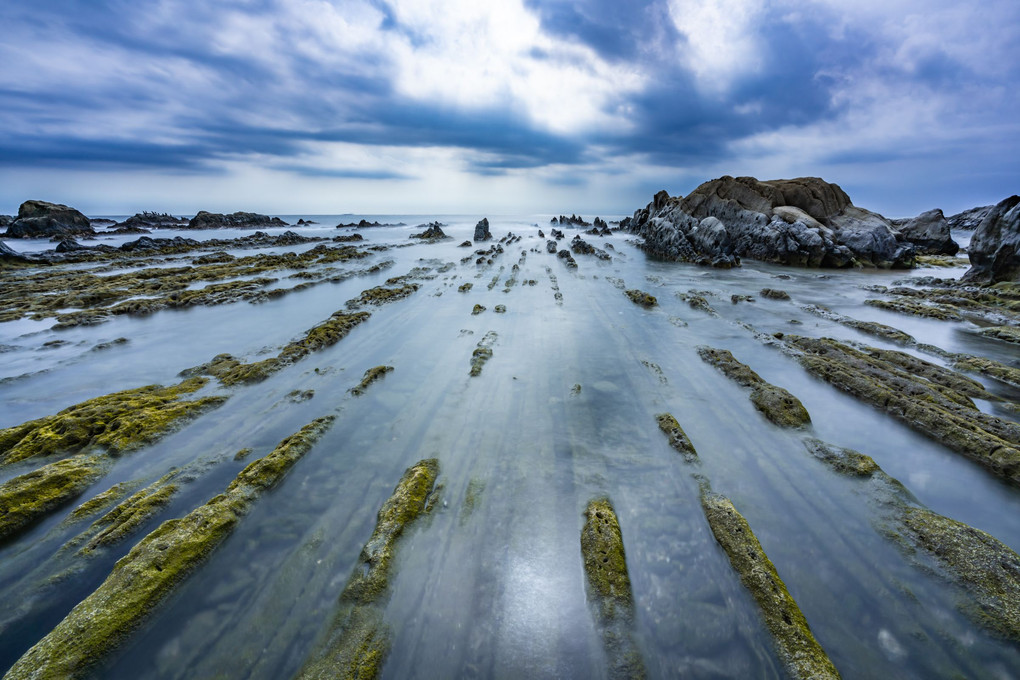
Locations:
625;289;657;307
580;498;646;680
187;211;288;229
697;347;811;428
4;417;335;680
963;196;1020;283
5;200;95;239
623;176;914;268
0;455;108;542
654;413;697;462
297;458;439;680
349;365;394;396
700;488;841;680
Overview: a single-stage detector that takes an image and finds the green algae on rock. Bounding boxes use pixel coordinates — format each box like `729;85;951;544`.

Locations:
469;331;498;377
0;378;226;467
471;303;486;315
457;282;473;293
952;355;1020;390
804;438;1020;643
0;455;109;542
697;346;811;428
350;366;394;396
297;458;439;680
978;325;1020;345
624;289;657;307
700;489;841;680
66;481;134;522
785;335;1020;484
3;416;334;680
654;413;698;462
802;304;917;344
76;473;181;553
864;298;963;321
760;288;791;300
349;282;421;308
580;498;646;680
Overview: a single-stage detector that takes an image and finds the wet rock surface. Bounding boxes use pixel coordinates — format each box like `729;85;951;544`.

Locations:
697;347;811;428
187;211;288;229
473;218;492;242
4;200;95;239
623;175;915;268
890;208;959;255
963;196;1020;283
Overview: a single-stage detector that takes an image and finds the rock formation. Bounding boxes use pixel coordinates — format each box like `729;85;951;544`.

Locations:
622;176;915;269
114;212;188;229
187;211;287;229
4;200;95;239
947;205;994;232
890;209;959;255
473;217;492;242
962;196;1020;283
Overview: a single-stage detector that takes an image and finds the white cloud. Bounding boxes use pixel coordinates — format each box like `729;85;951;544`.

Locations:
666;0;765;93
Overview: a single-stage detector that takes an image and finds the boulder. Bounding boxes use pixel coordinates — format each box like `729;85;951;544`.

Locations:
623;176;913;268
891;209;958;255
187;211;287;229
5;200;95;239
962;196;1020;283
474;218;492;242
410;222;448;240
0;215;13;227
947;205;993;232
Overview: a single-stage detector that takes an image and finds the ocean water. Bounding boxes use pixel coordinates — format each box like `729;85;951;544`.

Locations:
1;215;1017;679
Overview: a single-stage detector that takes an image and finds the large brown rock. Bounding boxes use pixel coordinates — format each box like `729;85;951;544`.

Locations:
5;200;95;239
963;196;1020;283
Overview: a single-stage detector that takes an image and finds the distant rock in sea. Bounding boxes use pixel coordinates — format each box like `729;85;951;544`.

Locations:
187;211;287;229
115;211;189;230
474;217;492;242
947;204;994;232
962;195;1020;283
4;200;96;239
622;176;915;269
335;219;407;228
410;222;448;240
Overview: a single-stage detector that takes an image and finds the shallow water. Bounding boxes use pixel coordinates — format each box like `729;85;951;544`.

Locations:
1;216;1018;679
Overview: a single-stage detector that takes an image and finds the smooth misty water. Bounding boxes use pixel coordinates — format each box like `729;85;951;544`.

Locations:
1;216;1018;679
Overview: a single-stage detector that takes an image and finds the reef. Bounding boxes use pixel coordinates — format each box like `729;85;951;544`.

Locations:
297;458;439;680
74;472;181;554
350;366;394;396
624;289;657;307
0;455;108;542
3;417;334;680
580;498;646;680
804;439;1020;642
700;488;841;679
0;378;225;467
654;413;698;462
469;332;497;377
697;347;811;428
783;335;1020;484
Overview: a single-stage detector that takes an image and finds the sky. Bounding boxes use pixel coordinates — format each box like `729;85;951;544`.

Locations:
0;0;1017;218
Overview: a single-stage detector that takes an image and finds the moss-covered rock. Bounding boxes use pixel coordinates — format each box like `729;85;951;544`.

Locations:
952;355;1020;390
77;474;180;553
350;366;394;396
978;325;1020;345
700;490;841;680
458;282;473;293
803;439;880;477
580;498;646;680
0;455;108;542
67;482;133;522
349;282;420;308
864;298;962;321
786;335;1020;485
625;289;657;307
297;458;439;680
654;413;698;462
697;347;811;428
0;378;226;467
471;304;486;315
3;417;334;680
760;288;791;300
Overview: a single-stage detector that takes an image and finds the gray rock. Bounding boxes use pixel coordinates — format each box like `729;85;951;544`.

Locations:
473;217;492;242
0;215;13;227
891;209;958;255
187;211;287;229
5;200;95;239
115;212;188;229
623;175;913;268
947;205;994;232
962;196;1020;283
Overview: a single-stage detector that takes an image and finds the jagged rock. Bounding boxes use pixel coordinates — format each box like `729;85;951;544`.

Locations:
335;219;407;229
962;196;1020;283
409;222;448;240
5;200;95;239
891;209;959;255
623;176;914;268
115;212;188;230
120;236;200;252
948;205;994;232
56;238;90;253
473;218;492;242
187;211;287;229
0;215;14;227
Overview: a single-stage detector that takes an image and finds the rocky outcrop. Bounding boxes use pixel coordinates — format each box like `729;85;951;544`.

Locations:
947;205;994;232
473;217;492;242
409;222;448;240
622;176;914;269
891;209;959;255
115;212;188;230
187;211;287;229
4;200;95;239
962;196;1020;283
0;215;13;227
